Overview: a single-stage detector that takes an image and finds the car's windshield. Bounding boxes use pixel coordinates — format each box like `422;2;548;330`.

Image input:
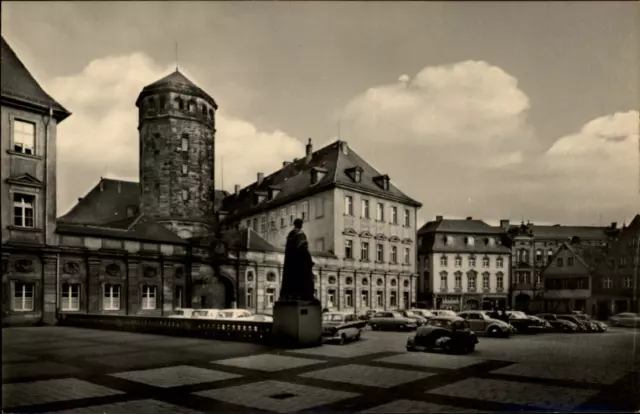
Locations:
509;311;527;318
427;319;452;328
323;314;345;322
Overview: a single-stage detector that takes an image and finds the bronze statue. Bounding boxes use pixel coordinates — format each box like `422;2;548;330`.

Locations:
279;219;316;301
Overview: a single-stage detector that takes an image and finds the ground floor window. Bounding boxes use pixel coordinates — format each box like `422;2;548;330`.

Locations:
390;291;397;307
361;290;369;307
266;288;275;307
246;287;254;308
61;283;80;311
327;289;336;308
13;282;34;311
103;284;121;310
403;292;409;309
376;291;384;307
175;286;183;309
345;289;353;307
141;285;157;310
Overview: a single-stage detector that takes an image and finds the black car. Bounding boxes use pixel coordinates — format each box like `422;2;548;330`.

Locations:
406;316;478;354
537;313;579;332
557;315;593;332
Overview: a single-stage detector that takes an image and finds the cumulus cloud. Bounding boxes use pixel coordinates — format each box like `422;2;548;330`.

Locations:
46;53;302;216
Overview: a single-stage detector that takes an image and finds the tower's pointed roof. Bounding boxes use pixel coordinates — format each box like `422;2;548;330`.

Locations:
1;36;71;121
136;69;217;108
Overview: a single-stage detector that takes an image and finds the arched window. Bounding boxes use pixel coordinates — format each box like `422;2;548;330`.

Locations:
208;109;214;119
361;278;369;285
328;276;336;284
390;278;397;287
202;105;207;117
266;272;276;282
403;280;409;288
345;277;353;285
376;278;383;286
159;96;166;110
188;100;197;112
246;270;255;282
176;97;184;110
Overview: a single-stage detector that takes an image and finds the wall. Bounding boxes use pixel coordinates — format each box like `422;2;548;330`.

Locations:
430;252;509;294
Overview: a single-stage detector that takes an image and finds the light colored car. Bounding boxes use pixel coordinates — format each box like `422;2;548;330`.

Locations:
250;313;274;322
215;309;254;320
368;311;417;331
409;309;435;319
399;310;427;326
322;312;367;344
429;309;458;318
168;308;195;319
191;309;221;320
458;310;515;337
609;312;640;328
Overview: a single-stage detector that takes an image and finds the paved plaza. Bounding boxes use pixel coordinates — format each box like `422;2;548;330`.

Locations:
2;326;639;413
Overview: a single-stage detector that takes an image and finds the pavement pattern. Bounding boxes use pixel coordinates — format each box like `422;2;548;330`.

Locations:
2;325;639;413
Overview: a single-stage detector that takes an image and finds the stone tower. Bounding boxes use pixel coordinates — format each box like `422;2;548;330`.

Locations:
135;70;217;238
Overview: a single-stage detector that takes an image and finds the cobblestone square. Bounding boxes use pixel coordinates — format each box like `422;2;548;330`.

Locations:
111;365;242;388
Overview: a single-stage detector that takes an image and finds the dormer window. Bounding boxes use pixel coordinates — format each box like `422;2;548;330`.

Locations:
257;194;266;204
310;167;328;185
373;174;390;190
345;166;363;183
445;236;454;246
487;237;495;246
466;236;475;246
268;186;281;200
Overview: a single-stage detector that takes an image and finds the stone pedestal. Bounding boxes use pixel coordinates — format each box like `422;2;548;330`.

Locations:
272;299;322;348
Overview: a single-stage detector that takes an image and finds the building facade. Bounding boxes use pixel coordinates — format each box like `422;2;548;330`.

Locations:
417;217;512;311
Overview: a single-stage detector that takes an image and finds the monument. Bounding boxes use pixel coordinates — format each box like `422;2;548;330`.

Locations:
272;219;323;348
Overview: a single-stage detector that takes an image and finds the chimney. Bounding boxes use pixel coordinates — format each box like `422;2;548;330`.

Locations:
283;161;292;168
305;138;313;163
99;178;104;192
466;216;473;220
234;184;240;195
611;222;617;229
339;141;348;155
436;215;443;221
500;219;510;229
257;172;264;185
117;181;121;193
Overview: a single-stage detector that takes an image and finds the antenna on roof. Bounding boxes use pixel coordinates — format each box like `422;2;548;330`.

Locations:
175;41;179;71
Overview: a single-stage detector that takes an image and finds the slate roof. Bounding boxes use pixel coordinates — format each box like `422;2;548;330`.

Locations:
1;36;70;121
190;228;281;252
222;140;422;221
418;218;505;235
136;69;217;109
58;177;228;225
545;242;607;273
525;225;610;241
57;214;187;245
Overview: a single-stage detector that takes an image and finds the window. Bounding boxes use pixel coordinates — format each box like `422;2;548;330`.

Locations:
141;285;157;310
422;271;429;288
269;212;276;229
279;209;286;227
376;244;384;262
620;256;628;266
487;237;495;246
376;203;384;221
182;164;188;175
344;195;353;215
13;282;34;311
403;247;410;264
345;290;353;307
181;135;189;151
376;291;384;307
361;290;369;307
483;273;490;290
576;279;586;289
624;277;632;289
246;287;254;308
404;209;410;227
467;236;475;246
13;120;36;154
454;272;462;289
391;206;398;224
361;199;370;218
354;169;362;182
252;218;258;231
103;284;121;310
496;272;504;289
547;249;553;263
289;205;296;224
61;284;80;311
327;290;336;308
260;215;267;232
345;239;353;259
266;272;277;282
361;241;369;261
557;258;563;267
182;189;188;201
301;201;309;221
445;236;454;245
497;257;504;268
175;286;183;308
455;256;462;267
13;193;35;228
536;250;542;262
468;273;477;291
316;197;324;218
469;256;476;267
315;238;325;252
440;272;448;290
482;257;490;267
602;278;612;289
568;257;574;266
390;246;398;263
266;288;275;307
440;255;448;266
390;291;397;307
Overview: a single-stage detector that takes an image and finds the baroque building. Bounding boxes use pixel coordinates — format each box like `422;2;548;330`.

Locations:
416;216;512;311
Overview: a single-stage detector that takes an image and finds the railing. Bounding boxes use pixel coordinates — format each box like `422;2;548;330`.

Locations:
58;313;273;344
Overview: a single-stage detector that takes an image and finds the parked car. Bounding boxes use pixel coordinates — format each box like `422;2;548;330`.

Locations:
362;309;383;321
191;309;221;320
322;312;367;344
609;312;640;328
368;311;417;331
399;310;427;326
537;313;579;332
168;308;195;319
572;313;607;332
505;311;538;334
557;315;593;332
249;313;274;322
406;316;478;354
526;314;553;331
429;309;458;318
457;310;514;337
409;309;435;319
215;309;254;320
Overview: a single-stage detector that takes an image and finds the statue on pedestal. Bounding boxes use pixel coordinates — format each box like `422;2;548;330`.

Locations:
279;219;316;302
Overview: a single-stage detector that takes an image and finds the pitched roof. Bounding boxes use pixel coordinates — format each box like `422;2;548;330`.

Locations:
136;69;217;109
544;242;606;273
57;214;187;245
58;177;228;225
528;225;610;241
222;140;422;221
1;36;70;121
190;228;281;252
418;218;505;235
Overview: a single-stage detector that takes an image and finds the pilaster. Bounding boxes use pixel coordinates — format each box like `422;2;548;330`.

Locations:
87;257;102;313
162;261;174;314
41;254;57;325
127;259;140;315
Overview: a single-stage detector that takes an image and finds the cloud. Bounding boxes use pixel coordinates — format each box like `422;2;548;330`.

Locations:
46;53;302;216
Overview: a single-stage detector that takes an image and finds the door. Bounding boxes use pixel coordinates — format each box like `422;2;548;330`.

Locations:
467;313;484;332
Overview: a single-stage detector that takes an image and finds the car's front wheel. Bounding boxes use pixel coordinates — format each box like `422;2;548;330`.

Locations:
488;327;500;337
339;334;347;345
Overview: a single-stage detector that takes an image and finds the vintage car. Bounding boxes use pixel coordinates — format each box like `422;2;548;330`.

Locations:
215;309;254;320
557;314;593;332
572;313;607;332
409;309;435;319
368;311;418;331
457;311;515;337
168;308;195;319
504;311;538;334
527;314;553;331
406;316;478;354
322;312;367;344
399;310;428;326
429;309;458;318
537;313;579;332
191;309;222;320
609;312;640;328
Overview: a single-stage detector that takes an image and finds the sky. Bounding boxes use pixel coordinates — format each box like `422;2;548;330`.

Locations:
2;1;638;228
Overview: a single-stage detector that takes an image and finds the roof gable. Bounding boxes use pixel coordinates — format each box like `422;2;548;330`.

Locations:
6;173;43;188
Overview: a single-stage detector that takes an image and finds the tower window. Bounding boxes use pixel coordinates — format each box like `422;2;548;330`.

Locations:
188;101;196;112
208;109;214;119
181;135;189;151
182;164;188;175
182;189;188;201
159;96;166;110
202;105;207;117
176;97;184;110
